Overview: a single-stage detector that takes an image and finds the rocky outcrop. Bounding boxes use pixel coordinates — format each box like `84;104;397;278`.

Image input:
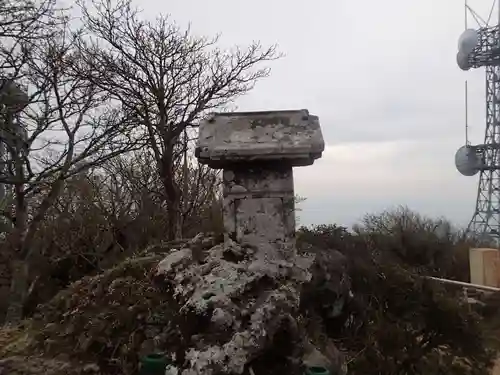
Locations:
153;233;347;375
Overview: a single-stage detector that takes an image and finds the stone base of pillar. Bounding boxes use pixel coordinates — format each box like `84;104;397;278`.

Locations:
222;164;296;268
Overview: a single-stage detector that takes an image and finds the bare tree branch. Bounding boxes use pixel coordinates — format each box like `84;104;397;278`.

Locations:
75;0;280;239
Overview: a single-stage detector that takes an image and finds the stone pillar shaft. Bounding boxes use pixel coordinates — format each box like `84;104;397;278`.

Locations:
222;165;296;254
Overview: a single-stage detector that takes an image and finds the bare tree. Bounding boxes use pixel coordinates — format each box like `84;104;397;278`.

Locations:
179;157;221;236
0;0;62;78
0;7;141;323
76;0;280;240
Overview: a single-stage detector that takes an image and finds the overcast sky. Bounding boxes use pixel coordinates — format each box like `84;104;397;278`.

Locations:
137;0;495;229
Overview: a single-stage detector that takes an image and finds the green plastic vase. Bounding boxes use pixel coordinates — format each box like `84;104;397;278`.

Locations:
305;366;330;375
139;354;168;375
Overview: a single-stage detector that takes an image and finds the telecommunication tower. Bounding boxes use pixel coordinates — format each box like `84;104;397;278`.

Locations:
455;0;500;243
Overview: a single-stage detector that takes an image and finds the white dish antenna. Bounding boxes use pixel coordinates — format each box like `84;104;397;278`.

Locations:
456;29;479;71
458;29;479;54
457;51;472;71
455;145;481;176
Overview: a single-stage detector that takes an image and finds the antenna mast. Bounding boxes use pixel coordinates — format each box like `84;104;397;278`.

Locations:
465;81;469;146
465;0;468;29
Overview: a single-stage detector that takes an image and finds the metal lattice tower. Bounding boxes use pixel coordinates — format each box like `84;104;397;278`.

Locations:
455;2;500;243
468;60;500;239
469;63;500;239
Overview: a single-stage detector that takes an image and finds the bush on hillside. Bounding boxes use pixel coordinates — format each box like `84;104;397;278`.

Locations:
298;214;496;375
12;255;179;375
341;256;494;374
299;206;480;281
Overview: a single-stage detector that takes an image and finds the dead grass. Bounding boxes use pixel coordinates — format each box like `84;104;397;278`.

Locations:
0;324;34;356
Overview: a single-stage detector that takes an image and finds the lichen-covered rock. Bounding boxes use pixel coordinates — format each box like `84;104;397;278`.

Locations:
154;234;319;375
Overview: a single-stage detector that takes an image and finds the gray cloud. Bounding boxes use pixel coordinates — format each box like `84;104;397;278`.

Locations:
138;0;491;228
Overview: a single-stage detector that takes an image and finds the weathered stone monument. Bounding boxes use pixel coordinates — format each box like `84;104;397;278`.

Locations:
155;109;331;375
196;109;324;276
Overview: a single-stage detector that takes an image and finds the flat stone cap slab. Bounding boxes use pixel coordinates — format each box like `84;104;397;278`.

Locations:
195;109;325;168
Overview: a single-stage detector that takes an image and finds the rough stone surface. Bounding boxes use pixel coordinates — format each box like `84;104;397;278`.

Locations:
222;165;297;277
151;233;351;375
154;234;317;375
196;110;324;168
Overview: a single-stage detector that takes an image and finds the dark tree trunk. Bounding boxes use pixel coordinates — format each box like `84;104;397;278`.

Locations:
5;259;29;324
5;179;28;324
161;149;181;241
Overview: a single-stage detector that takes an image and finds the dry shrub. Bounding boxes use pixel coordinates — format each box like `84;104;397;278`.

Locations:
297;208;496;375
2;150;223;320
341;256;494;375
23;255;180;375
355;205;482;281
